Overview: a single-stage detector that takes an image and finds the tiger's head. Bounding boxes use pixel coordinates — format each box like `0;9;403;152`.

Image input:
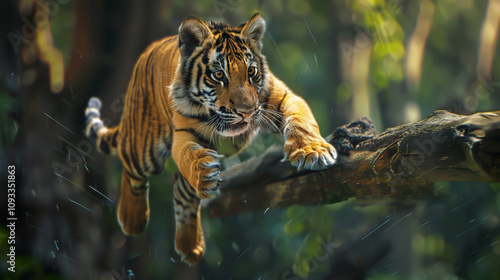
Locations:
171;13;270;137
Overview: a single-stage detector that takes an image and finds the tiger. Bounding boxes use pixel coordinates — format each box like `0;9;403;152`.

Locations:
84;13;337;264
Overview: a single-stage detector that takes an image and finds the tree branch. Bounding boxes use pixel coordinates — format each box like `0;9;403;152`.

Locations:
207;110;500;217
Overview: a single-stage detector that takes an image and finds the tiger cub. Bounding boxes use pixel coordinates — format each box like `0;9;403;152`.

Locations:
85;13;337;264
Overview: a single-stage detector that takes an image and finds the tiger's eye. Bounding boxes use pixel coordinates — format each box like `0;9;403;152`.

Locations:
213;70;225;81
248;66;257;77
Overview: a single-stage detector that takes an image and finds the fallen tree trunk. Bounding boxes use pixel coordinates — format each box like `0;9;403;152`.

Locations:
207;110;500;218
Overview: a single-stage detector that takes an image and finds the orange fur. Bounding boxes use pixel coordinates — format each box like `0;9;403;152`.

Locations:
85;13;337;264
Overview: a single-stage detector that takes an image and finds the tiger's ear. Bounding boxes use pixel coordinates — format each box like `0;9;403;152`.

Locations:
179;16;212;57
241;13;266;51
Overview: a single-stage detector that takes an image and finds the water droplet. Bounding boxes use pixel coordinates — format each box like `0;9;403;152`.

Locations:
232;242;239;252
50;251;56;258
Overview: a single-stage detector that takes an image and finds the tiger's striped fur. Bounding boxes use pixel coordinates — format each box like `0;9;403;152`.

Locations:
85;13;337;264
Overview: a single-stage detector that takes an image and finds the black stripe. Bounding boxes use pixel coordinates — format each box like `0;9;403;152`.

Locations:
176;182;195;203
146;46;158;77
173;197;193;210
119;126;130;164
261;90;271;108
158;86;174;127
187;93;204;107
163;36;177;44
255;55;265;84
165;136;172;151
140;88;150;173
152;118;164;172
124;120;145;178
124;138;141;178
231;52;245;61
141;88;149;135
146;47;159;104
173;197;186;207
111;128;118;148
88;128;97;145
195;65;203;95
146;121;157;172
204;67;215;85
201;89;216;97
174;128;212;148
184;50;205;88
125;169;144;182
233;35;243;44
173;189;196;209
180;176;197;196
202;48;209;64
176;110;210;122
86;111;99;120
277;91;289;113
99;139;110;154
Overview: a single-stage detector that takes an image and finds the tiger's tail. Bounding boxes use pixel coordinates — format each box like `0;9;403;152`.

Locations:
85;97;119;155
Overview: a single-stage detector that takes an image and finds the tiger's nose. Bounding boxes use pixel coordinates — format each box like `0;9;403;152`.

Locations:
234;109;254;120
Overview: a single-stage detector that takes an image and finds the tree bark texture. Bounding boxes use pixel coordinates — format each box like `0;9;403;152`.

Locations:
208;111;500;217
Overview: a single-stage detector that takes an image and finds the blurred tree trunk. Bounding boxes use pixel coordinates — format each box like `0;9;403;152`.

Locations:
2;0;169;278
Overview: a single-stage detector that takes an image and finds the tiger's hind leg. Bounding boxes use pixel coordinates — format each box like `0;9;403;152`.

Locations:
173;172;205;265
85;97;156;236
117;171;150;236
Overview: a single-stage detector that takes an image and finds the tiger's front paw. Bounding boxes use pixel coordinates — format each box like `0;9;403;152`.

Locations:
284;138;337;170
191;149;223;199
